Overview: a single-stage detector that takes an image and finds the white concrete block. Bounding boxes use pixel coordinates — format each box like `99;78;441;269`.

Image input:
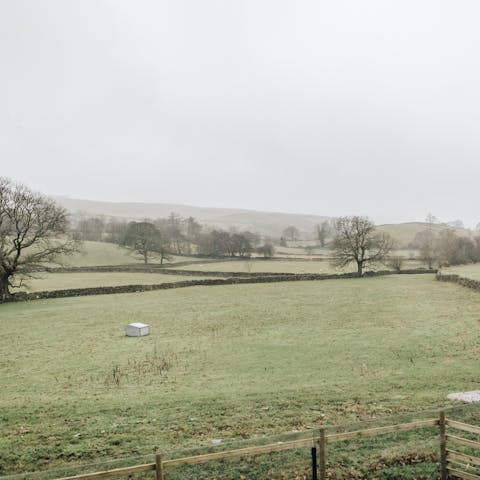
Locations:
125;322;150;337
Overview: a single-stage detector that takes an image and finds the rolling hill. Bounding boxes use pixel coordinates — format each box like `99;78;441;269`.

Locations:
54;196;473;246
53;196;331;238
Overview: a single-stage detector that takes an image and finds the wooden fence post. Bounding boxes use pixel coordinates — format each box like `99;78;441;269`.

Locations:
155;454;164;480
439;411;447;480
311;447;317;480
318;428;327;480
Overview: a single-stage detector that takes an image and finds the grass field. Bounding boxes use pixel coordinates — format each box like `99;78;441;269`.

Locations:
56;241;198;267
174;259;348;274
444;263;480;280
377;222;473;248
174;258;424;274
1;274;479;475
14;272;213;293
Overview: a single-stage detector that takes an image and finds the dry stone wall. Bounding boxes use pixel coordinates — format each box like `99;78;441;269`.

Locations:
6;268;436;303
436;272;480;291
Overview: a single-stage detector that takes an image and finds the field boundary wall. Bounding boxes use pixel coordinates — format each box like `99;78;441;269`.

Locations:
7;269;436;302
436;272;480;292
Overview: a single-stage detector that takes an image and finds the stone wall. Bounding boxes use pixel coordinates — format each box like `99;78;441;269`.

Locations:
436;272;480;291
6;268;436;303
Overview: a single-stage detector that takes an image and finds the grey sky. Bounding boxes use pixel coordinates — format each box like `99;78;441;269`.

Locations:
1;1;479;226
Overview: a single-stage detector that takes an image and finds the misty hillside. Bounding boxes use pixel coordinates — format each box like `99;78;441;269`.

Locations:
55;196;473;246
54;196;331;238
377;222;474;248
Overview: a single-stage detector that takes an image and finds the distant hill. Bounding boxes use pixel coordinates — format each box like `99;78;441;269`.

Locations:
377;222;473;248
54;196;473;245
53;196;331;238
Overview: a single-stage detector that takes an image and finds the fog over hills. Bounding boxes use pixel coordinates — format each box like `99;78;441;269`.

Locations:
55;196;475;247
54;196;331;238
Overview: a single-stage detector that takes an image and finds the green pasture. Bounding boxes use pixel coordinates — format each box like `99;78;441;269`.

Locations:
56;241;197;267
13;272;212;293
174;258;423;274
174;258;347;273
1;274;479;475
444;263;480;280
55;241;139;266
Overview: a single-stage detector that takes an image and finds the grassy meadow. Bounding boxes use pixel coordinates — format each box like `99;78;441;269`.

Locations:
444;263;480;280
15;272;214;293
56;241;197;267
2;274;480;475
174;258;424;274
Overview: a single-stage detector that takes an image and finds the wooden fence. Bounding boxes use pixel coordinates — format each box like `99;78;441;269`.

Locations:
441;412;480;480
20;412;480;480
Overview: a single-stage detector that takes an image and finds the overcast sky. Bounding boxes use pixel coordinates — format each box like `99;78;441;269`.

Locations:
1;1;479;226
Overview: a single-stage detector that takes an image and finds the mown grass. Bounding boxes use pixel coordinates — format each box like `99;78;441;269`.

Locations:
1;274;480;476
14;272;214;293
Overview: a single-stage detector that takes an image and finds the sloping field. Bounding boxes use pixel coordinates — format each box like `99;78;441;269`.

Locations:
1;275;479;474
55;241;197;267
377;222;473;248
55;241;142;266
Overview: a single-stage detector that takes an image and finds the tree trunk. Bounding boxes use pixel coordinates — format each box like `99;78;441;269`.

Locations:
357;261;363;277
0;273;11;302
143;251;148;264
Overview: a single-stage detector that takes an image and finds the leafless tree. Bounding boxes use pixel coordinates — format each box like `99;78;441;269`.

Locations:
0;177;78;301
414;229;438;268
331;216;393;277
315;220;331;247
282;225;300;241
123;221;171;264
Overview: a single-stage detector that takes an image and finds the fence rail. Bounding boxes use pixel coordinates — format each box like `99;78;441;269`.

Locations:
443;415;480;480
10;412;480;480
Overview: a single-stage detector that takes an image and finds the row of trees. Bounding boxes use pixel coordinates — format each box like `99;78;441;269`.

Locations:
413;229;480;268
280;220;334;247
73;213;203;252
121;221;275;263
73;210;277;263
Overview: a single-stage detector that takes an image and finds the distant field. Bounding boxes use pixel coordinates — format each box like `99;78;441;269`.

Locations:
175;259;348;274
55;241;198;267
377;222;473;248
274;245;329;256
1;274;479;474
174;258;424;274
14;272;212;293
443;264;480;280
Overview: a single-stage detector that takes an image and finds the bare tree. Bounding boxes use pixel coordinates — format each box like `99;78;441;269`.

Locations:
76;217;105;241
425;213;439;225
388;255;404;272
123;221;170;264
257;240;275;258
0;177;78;301
282;225;300;241
315;220;331;247
414;229;438;268
331;216;393;277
